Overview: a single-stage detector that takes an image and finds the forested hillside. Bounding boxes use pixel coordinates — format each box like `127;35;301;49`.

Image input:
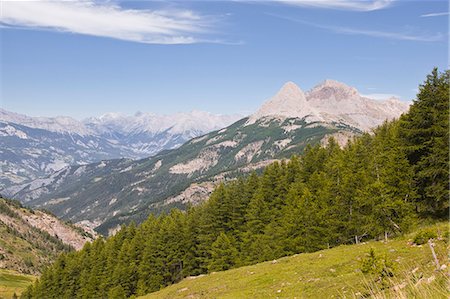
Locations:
21;69;449;299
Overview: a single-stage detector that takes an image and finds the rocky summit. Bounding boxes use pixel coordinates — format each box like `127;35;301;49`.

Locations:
247;80;410;130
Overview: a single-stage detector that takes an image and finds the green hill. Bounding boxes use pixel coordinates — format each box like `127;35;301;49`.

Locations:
142;222;448;299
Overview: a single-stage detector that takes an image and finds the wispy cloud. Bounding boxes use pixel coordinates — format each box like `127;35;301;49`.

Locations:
276;0;394;11
0;1;217;44
268;14;444;42
361;93;400;100
420;12;449;18
330;25;443;42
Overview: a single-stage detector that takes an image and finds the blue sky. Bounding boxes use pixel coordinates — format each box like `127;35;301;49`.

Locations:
1;0;448;119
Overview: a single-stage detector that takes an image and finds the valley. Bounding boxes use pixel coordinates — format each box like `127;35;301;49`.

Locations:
2;80;409;235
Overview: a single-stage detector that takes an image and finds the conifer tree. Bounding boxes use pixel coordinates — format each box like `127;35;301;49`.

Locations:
108;285;127;299
399;68;449;216
208;232;239;272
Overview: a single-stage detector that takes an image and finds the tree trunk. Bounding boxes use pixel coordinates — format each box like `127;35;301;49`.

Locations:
428;240;440;270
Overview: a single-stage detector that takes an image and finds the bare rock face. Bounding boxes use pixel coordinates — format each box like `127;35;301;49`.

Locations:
307;79;360;101
21;210;95;250
0;201;95;250
163;182;217;206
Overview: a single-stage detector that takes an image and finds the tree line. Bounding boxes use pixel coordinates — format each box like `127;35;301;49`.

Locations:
22;69;449;298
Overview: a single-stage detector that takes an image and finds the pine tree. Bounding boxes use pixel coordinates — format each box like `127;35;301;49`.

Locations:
366;122;416;239
108;285;127;299
208;232;239;272
400;68;449;216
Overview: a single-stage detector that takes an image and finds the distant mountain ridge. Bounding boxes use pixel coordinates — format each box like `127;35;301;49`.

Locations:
3;79;410;235
0;109;240;136
0;109;241;188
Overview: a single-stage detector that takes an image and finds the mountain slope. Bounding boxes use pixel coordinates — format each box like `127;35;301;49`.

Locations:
4;80;409;234
0;198;94;275
142;222;448;299
6;116;342;235
0;109;240;189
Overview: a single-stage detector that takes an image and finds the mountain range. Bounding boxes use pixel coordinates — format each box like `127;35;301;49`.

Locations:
2;80;410;235
0;109;241;188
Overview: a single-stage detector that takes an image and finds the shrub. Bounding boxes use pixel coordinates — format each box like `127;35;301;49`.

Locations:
24;257;34;268
361;248;395;287
413;229;437;245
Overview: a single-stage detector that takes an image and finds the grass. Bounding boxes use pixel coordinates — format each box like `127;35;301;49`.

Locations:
0;269;35;299
142;222;448;299
361;270;449;298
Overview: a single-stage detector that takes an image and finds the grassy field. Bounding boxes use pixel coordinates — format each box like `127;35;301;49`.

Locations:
143;222;449;299
0;270;35;299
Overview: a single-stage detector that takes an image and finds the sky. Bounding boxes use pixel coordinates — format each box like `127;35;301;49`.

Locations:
1;0;448;119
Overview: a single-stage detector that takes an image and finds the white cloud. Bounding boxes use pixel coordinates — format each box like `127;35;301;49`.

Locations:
0;1;215;44
420;12;449;18
276;0;393;11
267;14;444;42
330;25;443;42
361;93;400;100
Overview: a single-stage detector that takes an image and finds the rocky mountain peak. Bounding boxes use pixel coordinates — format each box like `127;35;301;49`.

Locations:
277;81;305;98
247;79;410;131
246;81;318;124
308;79;359;100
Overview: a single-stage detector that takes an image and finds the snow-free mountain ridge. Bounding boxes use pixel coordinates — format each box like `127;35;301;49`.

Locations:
247;80;410;130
